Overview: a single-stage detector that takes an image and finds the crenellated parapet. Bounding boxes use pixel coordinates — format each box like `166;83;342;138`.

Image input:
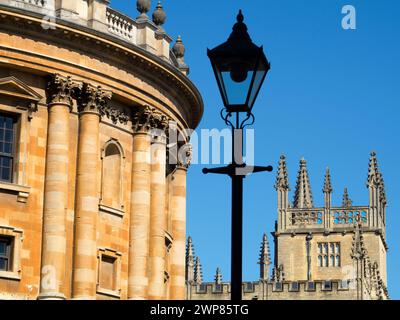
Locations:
188;279;375;300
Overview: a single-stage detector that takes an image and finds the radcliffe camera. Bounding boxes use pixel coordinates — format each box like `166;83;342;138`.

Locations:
0;0;398;315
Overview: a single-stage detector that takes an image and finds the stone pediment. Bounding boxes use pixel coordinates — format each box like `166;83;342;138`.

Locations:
0;76;43;120
0;76;43;102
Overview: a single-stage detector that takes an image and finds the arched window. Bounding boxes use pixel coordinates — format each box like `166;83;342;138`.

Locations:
100;140;124;213
330;255;335;267
324;255;328;267
336;255;341;267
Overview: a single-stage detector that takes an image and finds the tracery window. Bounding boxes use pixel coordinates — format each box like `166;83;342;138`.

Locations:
318;242;341;267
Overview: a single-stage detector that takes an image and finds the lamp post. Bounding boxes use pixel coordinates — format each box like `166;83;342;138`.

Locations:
203;10;272;301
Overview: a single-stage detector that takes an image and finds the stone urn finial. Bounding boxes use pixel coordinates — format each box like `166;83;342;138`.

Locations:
137;0;151;19
152;1;166;27
172;35;185;59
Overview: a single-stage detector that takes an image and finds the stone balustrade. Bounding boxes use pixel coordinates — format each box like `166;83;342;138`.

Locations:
0;0;185;70
286;206;369;231
287;209;324;229
331;207;368;226
106;7;135;43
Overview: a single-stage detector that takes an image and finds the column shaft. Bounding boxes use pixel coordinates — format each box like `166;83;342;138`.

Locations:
72;111;100;299
169;167;187;300
39;102;70;300
128;131;151;299
147;137;167;300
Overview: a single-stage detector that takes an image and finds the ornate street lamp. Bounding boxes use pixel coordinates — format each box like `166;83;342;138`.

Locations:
203;10;273;301
207;10;270;114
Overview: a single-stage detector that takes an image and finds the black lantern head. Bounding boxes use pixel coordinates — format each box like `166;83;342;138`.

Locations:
207;10;270;113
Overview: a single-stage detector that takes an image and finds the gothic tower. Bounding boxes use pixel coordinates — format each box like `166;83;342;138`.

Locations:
273;153;388;293
185;153;388;300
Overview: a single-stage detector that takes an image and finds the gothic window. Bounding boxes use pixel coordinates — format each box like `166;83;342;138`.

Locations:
336;255;341;267
318;255;323;267
318;242;341;267
100;140;125;213
0;113;17;183
324;255;329;267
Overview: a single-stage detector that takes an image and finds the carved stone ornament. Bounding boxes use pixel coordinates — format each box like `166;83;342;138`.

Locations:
100;106;130;125
137;0;151;18
46;74;82;107
152;108;169;131
177;142;192;169
132;105;169;133
27;102;38;121
78;83;112;114
172;36;185;59
132;105;153;133
152;1;166;27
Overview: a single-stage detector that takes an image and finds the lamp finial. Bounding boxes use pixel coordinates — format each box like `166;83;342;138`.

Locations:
237;10;244;23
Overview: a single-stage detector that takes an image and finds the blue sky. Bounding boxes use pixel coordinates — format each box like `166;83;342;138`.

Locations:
112;1;400;299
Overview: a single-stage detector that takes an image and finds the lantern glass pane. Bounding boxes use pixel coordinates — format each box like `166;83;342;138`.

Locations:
221;69;254;106
247;56;268;109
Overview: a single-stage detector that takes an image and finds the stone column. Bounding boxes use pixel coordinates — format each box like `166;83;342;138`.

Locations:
169;143;191;300
39;74;80;300
128;106;153;299
147;112;169;300
72;84;111;299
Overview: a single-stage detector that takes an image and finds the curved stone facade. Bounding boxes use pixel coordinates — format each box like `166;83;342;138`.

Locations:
0;0;202;300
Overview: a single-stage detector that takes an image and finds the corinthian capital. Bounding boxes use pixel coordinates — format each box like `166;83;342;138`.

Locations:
132;105;153;133
132;105;170;133
46;74;82;107
152;109;169;132
78;83;112;114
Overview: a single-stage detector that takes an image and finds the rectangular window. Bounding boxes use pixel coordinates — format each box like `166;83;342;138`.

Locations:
290;282;299;292
99;255;117;291
274;282;283;291
339;279;349;290
317;242;341;267
307;282;315;291
197;284;207;293
244;282;254;292
323;281;332;291
0;113;17;183
214;284;223;293
0;236;13;271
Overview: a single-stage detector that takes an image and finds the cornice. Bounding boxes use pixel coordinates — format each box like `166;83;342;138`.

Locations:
0;5;204;130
